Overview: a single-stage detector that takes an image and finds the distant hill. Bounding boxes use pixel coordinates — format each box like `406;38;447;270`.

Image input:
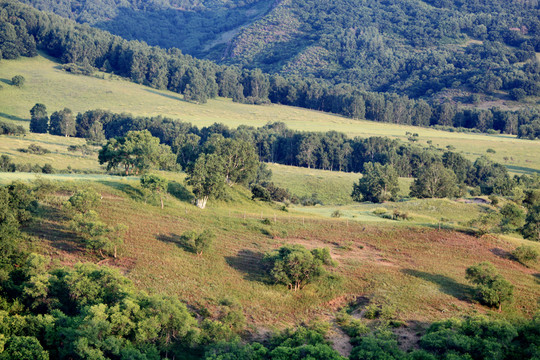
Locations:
20;0;540;100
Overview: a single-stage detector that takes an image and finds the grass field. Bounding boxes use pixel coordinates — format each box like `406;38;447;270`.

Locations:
1;54;539;174
268;163;413;205
22;176;540;329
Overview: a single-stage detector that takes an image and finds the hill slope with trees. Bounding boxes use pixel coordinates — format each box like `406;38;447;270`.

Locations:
18;0;540;102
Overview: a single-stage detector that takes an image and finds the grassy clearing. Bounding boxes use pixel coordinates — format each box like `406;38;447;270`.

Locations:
293;198;489;228
1;54;539;173
0;133;100;171
269;163;413;205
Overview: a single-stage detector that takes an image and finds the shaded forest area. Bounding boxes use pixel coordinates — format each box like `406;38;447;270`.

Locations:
1;0;539;139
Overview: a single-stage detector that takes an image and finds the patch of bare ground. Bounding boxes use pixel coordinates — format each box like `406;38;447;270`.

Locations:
328;324;353;357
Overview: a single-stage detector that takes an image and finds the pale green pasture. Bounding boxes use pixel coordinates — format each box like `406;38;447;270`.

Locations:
0;133;100;171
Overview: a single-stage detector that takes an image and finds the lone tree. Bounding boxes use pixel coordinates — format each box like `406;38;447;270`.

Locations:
140;174;168;209
264;244;334;291
522;204;540;241
193;229;215;256
98;130;175;175
49;108;76;137
465;262;514;311
410;163;459;198
11;75;25;87
352;162;399;203
186;153;226;209
29;103;48;133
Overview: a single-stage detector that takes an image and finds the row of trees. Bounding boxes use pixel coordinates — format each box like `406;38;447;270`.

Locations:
4;1;540;136
30;107;518;185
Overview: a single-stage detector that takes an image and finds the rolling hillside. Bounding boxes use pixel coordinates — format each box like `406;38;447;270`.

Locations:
1;54;540;174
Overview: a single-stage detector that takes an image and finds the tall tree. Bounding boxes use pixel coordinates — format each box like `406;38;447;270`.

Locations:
98;130;175;175
29;103;48;134
140;174;168;209
49;108;76;137
352;162;400;203
186;153;226;209
522;204;540;241
410;163;459;198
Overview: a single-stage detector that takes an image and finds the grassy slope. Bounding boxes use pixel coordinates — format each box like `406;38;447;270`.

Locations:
0;54;539;174
25;176;540;328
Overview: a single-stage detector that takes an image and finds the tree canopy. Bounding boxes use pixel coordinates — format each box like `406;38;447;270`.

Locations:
351;162;399;203
98;130;175;175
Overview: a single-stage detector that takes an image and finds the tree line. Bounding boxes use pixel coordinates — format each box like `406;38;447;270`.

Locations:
2;1;540;137
29;105;523;197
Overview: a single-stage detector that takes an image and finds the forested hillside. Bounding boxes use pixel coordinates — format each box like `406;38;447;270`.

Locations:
19;0;540;102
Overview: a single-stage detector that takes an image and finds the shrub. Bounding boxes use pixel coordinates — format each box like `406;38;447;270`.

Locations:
512;245;538;265
63;189;101;214
18;144;50;155
331;210;342;218
372;207;388;215
264;245;334;291
11;75;25;87
41;164;54;174
465;262;514;311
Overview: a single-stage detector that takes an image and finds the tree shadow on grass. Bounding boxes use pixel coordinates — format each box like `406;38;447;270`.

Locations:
144;88;185;102
533;273;540;285
168;181;194;202
0;78;11;85
225;249;269;283
0;112;27;122
402;269;475;302
22;204;86;255
156;233;194;253
99;180;146;201
490;247;512;260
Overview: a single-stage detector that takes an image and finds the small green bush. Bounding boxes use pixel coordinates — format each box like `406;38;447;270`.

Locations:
372;207;388;215
512;245;538;266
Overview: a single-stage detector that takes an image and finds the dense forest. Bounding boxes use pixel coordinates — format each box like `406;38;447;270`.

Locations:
17;0;540;100
1;0;540;138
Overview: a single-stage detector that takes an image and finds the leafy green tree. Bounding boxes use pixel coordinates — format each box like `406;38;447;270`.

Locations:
63;189;101;214
11;75;25;87
442;151;472;184
49;108;76;137
193;229;215;256
264;245;333;291
522;204;540;241
70;210;127;258
0;336;48;360
352;162;399;203
98;130;175;175
29;103;48;133
186;153;226;209
499;203;526;233
141;174;168;209
350;334;404;360
410;163;459;199
251;184;271;202
465;262;514;311
206;137;259;186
